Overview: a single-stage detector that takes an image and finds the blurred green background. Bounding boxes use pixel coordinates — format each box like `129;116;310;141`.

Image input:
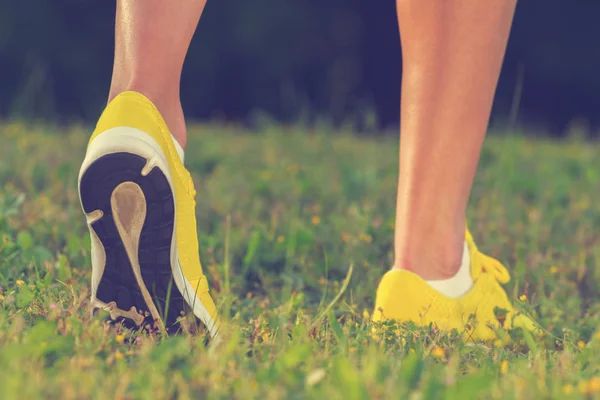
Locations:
0;0;598;135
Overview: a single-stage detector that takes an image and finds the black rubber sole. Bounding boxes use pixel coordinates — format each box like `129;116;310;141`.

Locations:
80;152;190;334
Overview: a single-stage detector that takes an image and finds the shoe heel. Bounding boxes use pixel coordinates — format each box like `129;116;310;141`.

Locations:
78;127;172;187
80;152;175;332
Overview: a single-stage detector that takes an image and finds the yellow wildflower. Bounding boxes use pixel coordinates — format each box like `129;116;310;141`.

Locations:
16;280;24;286
589;377;600;393
362;310;370;319
578;340;585;350
519;294;527;301
500;360;508;375
114;351;124;360
550;266;559;275
562;384;573;395
359;233;372;244
311;216;321;225
431;346;445;360
115;334;125;344
341;232;352;243
277;235;285;243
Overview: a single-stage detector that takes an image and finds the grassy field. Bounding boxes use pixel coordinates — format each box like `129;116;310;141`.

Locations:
1;121;600;399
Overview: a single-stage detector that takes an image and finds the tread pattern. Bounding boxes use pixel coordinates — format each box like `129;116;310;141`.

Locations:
80;152;190;334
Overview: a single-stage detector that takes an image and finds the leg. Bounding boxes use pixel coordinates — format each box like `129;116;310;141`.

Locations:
394;0;517;279
79;0;218;338
108;0;207;148
373;0;540;341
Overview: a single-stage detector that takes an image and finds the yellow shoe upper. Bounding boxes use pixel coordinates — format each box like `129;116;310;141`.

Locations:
372;268;464;331
373;229;540;341
89;91;217;321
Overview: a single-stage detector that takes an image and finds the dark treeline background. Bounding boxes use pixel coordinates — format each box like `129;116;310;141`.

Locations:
0;0;599;135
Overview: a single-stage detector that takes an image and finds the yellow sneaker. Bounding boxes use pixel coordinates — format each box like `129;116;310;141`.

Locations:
372;229;539;341
78;91;218;338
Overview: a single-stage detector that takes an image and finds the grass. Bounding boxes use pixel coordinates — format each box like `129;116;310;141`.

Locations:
1;121;600;399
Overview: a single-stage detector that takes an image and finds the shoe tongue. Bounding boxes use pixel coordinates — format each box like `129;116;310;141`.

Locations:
467;240;511;284
465;231;482;280
171;134;185;162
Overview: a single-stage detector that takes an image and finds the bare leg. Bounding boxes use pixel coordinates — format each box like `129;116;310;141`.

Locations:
107;0;207;148
394;0;517;279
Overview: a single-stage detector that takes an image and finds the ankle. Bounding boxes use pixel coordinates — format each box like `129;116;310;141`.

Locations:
394;236;465;280
108;83;187;148
394;257;462;280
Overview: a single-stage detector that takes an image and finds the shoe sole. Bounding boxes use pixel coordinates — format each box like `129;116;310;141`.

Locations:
78;127;218;338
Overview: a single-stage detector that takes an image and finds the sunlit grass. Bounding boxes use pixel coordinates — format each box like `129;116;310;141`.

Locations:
1;121;600;398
